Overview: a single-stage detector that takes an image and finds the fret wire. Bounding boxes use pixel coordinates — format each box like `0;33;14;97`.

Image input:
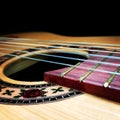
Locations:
79;52;114;82
61;62;81;77
104;67;120;88
0;51;120;76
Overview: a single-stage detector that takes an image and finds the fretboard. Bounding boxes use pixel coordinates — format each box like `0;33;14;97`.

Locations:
44;51;120;102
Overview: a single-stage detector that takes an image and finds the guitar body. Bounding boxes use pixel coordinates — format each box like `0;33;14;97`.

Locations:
0;32;120;120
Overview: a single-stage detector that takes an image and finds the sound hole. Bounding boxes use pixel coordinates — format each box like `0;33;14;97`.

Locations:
5;52;87;82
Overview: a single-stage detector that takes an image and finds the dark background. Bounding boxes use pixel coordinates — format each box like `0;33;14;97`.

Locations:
0;13;120;36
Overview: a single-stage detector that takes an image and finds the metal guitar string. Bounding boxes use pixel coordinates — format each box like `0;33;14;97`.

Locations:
1;36;120;47
0;50;120;76
0;37;120;76
1;38;120;50
0;47;119;67
0;41;120;59
0;41;120;55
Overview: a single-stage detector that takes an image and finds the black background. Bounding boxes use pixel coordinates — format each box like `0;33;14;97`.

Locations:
0;11;120;36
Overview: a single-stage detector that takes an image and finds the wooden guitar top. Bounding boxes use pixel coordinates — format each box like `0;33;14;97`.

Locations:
0;32;120;120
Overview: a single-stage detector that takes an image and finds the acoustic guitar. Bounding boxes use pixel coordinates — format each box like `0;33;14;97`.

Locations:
0;32;120;120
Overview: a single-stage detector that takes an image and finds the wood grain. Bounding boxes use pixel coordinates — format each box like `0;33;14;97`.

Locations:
0;32;120;120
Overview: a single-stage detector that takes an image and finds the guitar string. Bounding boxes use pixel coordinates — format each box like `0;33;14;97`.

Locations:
1;39;120;51
0;50;120;76
1;41;120;55
0;41;120;60
0;36;120;50
0;38;120;97
1;36;120;47
2;38;120;98
0;37;120;76
0;47;119;67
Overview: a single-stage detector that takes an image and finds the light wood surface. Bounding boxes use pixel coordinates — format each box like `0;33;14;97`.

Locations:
0;32;120;120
